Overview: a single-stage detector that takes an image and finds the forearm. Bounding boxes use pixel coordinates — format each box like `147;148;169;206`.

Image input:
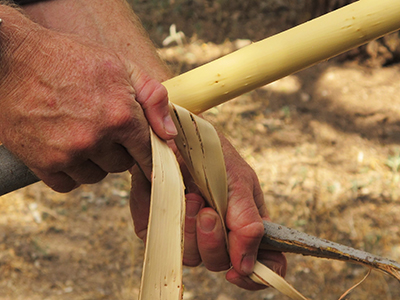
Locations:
0;4;44;93
21;0;172;81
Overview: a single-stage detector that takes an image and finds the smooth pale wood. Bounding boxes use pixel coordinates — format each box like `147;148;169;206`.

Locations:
251;261;309;300
138;130;185;300
163;0;400;114
170;104;228;242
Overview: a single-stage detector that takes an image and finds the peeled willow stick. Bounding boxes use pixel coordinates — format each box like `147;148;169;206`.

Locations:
170;104;228;243
164;0;400;114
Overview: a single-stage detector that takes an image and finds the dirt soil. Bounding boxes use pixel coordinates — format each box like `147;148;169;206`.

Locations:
1;1;400;299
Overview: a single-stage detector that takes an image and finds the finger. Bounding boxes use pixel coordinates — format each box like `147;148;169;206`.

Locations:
117;104;153;180
183;193;204;267
226;268;267;291
129;165;151;243
218;133;287;279
226;181;265;276
226;178;287;280
130;70;177;140
196;208;231;272
33;169;79;193
89;143;135;173
258;250;287;278
64;160;108;184
225;250;287;291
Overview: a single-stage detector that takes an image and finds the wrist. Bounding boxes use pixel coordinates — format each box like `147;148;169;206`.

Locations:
21;0;173;81
0;5;40;48
0;5;43;89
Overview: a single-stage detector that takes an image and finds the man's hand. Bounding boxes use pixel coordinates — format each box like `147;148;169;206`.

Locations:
0;8;176;192
130;135;287;290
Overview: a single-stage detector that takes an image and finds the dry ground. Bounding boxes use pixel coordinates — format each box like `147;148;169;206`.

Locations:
1;1;400;299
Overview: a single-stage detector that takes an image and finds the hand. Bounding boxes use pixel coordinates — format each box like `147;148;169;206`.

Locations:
130;134;287;290
0;12;176;193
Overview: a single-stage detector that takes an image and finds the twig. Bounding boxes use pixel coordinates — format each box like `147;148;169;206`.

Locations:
261;221;400;281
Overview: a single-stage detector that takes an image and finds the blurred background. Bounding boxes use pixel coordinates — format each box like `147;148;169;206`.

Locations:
1;0;400;299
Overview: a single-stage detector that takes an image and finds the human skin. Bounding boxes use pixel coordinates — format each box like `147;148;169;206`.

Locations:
20;0;287;290
0;3;176;192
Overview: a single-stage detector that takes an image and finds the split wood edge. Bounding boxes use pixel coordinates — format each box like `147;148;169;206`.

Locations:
138;129;185;299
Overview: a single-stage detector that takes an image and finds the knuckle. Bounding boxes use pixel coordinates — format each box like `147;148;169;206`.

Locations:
204;259;230;272
149;82;169;106
135;228;147;242
73;169;107;184
102;152;135;173
183;257;201;268
39;135;98;173
105;101;144;133
39;172;78;193
238;221;265;240
41;152;74;173
185;219;197;235
140;147;153;170
70;134;97;152
137;77;168;110
97;55;125;77
48;182;77;193
203;240;223;253
106;161;135;174
109;107;135;130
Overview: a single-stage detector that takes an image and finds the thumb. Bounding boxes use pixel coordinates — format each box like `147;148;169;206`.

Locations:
129;66;177;140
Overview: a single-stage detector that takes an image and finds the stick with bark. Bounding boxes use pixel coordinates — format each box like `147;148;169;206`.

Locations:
261;221;400;281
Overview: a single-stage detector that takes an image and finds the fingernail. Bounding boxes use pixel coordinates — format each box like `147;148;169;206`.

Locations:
163;114;178;136
186;200;201;218
241;254;256;275
199;213;216;232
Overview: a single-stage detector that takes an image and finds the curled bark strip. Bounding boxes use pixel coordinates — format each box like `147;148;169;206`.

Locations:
338;269;371;300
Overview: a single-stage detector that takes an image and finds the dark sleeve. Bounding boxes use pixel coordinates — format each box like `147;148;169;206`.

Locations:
13;0;49;5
